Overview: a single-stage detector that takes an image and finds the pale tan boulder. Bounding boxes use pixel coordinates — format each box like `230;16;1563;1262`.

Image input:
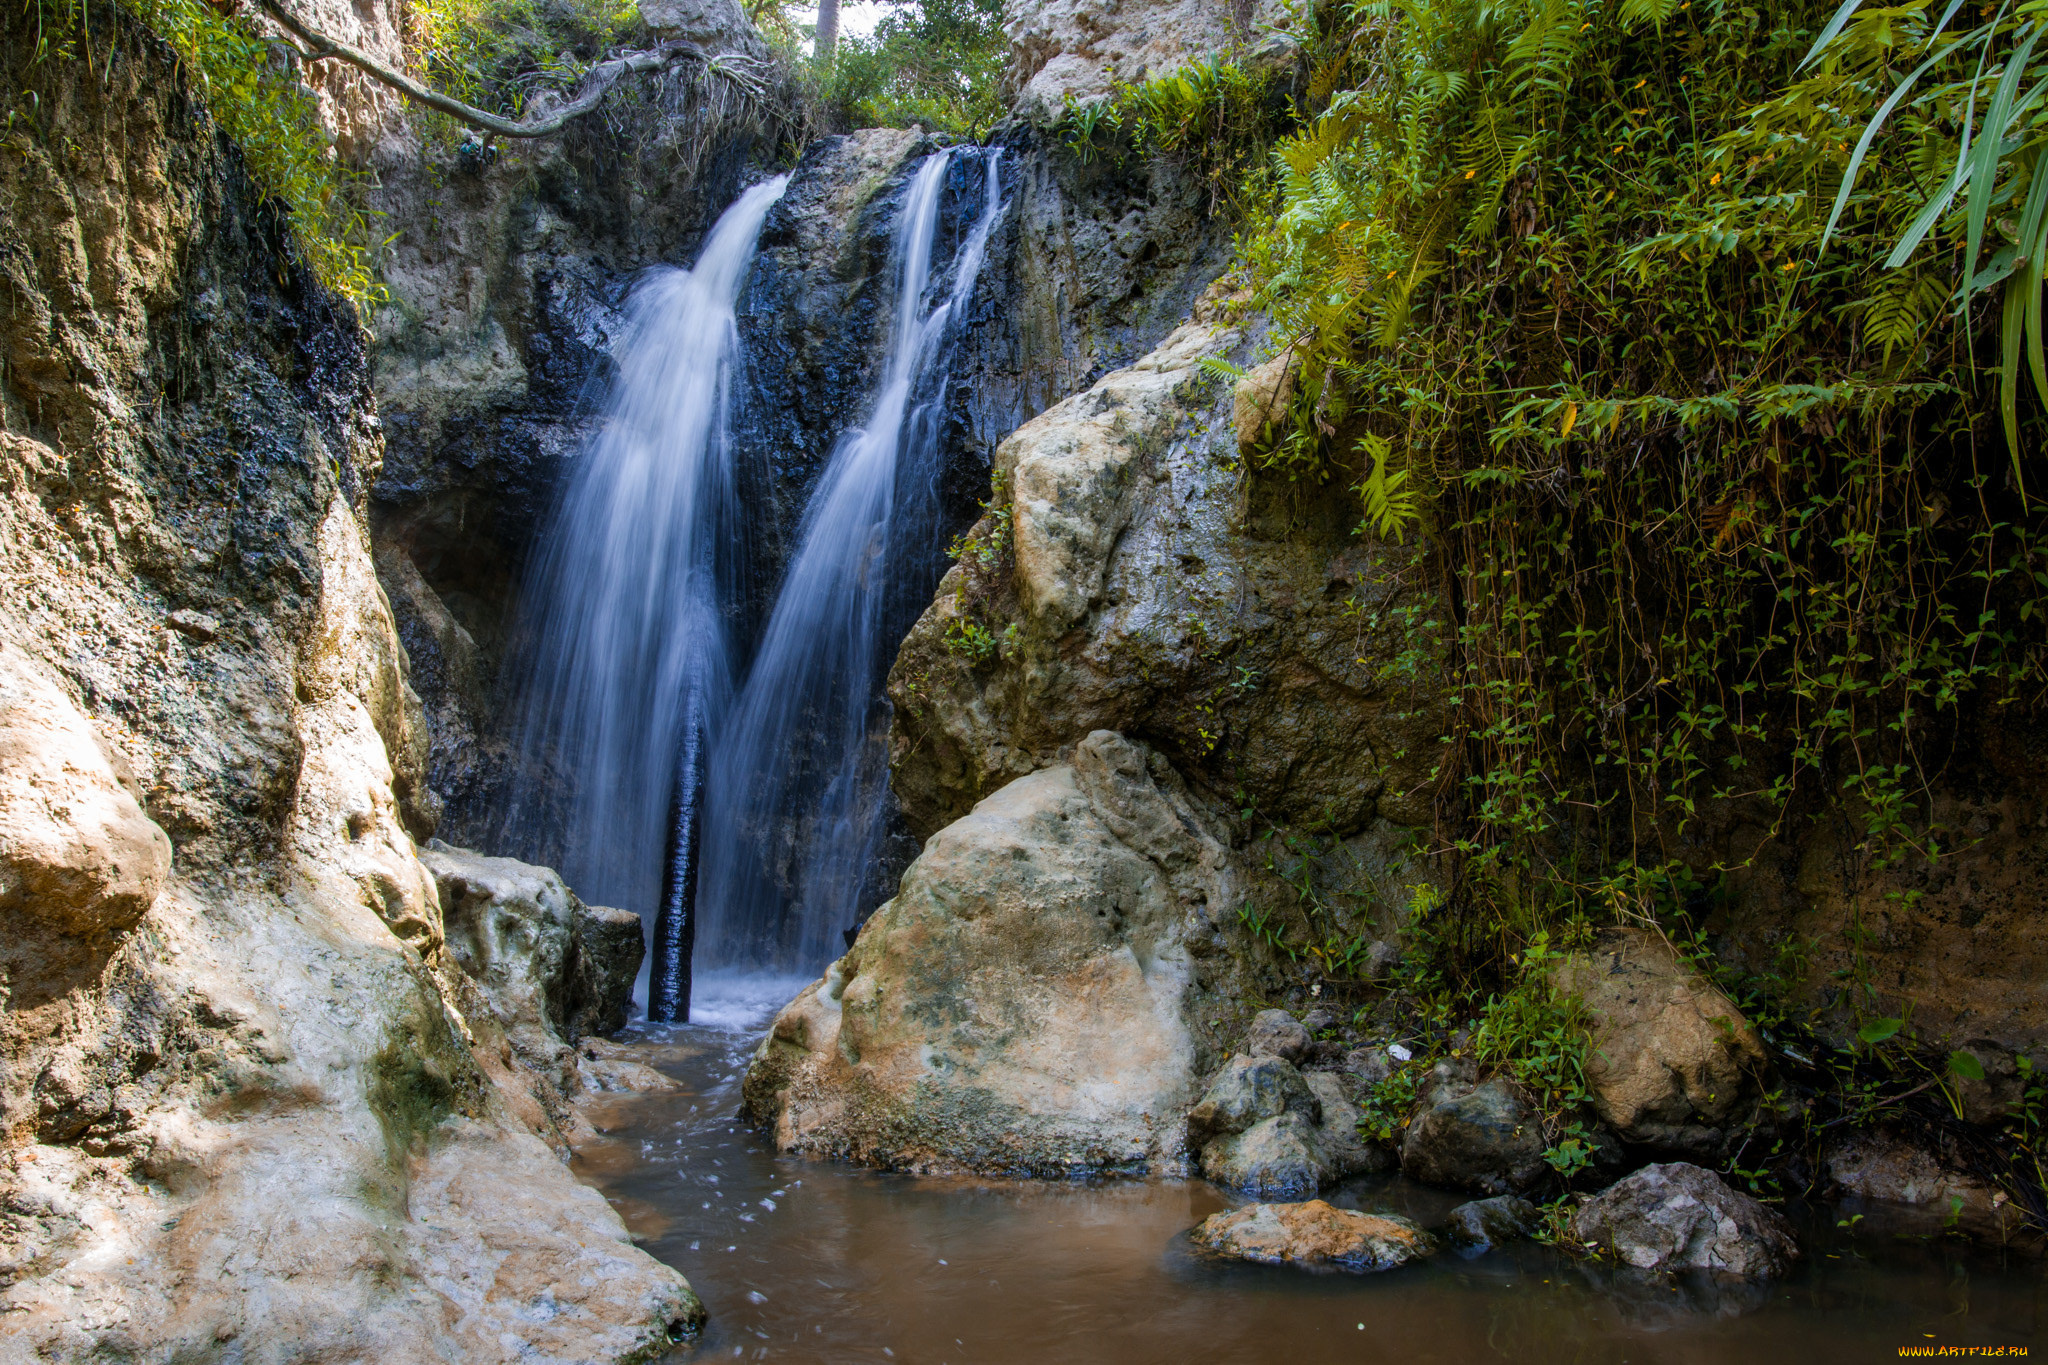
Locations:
0;644;171;941
744;731;1235;1174
1555;928;1770;1155
1231;351;1296;452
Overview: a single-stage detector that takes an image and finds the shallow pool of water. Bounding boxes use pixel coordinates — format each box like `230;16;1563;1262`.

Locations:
571;977;2045;1364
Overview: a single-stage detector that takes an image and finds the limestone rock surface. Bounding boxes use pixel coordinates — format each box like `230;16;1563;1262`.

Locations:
889;305;1448;842
743;732;1235;1174
1246;1009;1311;1062
1006;0;1297;122
1187;1053;1319;1144
0;17;700;1358
1573;1162;1799;1279
1824;1129;2032;1241
1193;1200;1433;1272
1555;928;1770;1155
0;645;172;946
1200;1112;1333;1198
570;903;646;1038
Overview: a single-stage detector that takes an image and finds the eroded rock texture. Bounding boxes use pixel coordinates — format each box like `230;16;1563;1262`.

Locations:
0;11;699;1358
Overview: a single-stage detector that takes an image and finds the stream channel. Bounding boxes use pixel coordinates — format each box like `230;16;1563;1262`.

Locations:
570;978;2047;1364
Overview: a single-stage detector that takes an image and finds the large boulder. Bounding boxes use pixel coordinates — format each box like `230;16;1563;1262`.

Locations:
420;842;642;1045
1444;1195;1544;1250
1193;1200;1433;1272
888;308;1449;846
1303;1070;1390;1179
1554;928;1771;1156
1189;1053;1385;1194
1187;1053;1319;1143
742;732;1237;1174
423;843;577;1047
1200;1112;1333;1197
1401;1078;1550;1195
1573;1162;1799;1279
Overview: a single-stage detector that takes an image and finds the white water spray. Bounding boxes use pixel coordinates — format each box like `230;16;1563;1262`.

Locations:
698;149;1005;971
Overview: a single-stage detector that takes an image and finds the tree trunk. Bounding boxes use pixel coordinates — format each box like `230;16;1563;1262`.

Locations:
815;0;839;59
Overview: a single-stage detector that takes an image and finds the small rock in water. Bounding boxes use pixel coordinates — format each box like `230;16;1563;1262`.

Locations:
1188;1054;1320;1145
1443;1195;1544;1250
1246;1010;1311;1063
1200;1112;1333;1198
1573;1162;1799;1279
1194;1200;1433;1272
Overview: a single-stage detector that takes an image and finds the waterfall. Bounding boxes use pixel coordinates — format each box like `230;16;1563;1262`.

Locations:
697;148;1006;972
497;176;789;978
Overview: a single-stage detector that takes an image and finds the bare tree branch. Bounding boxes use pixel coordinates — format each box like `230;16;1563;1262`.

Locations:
254;0;768;138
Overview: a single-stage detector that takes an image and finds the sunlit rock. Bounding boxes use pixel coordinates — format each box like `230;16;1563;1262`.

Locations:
742;731;1235;1174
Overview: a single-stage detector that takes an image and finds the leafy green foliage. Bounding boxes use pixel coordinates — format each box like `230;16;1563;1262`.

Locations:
28;0;384;303
771;0;1006;137
1060;56;1288;208
406;0;641;146
1793;0;2048;472
1223;0;2048;1040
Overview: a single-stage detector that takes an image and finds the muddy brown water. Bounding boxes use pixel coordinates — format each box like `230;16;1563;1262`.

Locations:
571;978;2045;1364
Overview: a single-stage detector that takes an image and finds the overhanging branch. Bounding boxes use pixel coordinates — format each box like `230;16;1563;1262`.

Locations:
254;0;768;138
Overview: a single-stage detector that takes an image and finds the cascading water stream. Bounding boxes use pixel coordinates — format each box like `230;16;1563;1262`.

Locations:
695;148;1005;973
497;175;789;1015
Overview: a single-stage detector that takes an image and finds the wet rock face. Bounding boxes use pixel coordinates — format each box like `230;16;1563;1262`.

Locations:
1573;1162;1799;1279
889;302;1449;842
0;9;698;1355
422;843;644;1045
742;731;1240;1174
1554;928;1771;1157
1401;1078;1550;1196
1443;1195;1544;1251
1193;1200;1433;1273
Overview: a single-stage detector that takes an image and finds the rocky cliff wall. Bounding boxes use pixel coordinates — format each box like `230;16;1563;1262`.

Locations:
0;11;702;1357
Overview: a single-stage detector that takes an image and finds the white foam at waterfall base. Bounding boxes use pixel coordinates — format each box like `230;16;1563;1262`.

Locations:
497;175;789;922
697;148;1006;974
672;972;816;1035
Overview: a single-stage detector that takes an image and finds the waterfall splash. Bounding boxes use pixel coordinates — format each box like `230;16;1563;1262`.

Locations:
497;176;789;989
697;148;1005;972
